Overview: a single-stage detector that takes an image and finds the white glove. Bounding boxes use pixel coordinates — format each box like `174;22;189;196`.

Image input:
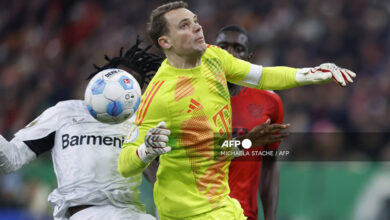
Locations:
137;121;171;163
295;63;356;87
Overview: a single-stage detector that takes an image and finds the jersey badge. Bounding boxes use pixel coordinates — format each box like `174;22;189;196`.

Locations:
247;103;264;118
125;125;139;143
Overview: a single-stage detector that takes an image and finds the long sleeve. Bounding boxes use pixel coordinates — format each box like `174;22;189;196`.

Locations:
257;66;300;90
118;142;149;177
0;135;36;174
118;79;169;177
217;45;300;90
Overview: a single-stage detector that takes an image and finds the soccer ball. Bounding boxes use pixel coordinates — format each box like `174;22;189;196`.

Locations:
84;68;141;124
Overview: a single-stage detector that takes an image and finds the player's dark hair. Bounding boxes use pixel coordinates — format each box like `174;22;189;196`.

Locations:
217;24;251;55
88;36;165;85
147;1;188;49
217;25;249;37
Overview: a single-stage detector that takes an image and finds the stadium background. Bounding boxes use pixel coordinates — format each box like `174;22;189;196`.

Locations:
0;0;390;219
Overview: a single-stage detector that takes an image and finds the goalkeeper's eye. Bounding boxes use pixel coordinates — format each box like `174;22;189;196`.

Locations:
180;21;190;29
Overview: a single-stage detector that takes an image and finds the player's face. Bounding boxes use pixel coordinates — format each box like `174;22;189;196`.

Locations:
215;30;249;60
161;8;207;57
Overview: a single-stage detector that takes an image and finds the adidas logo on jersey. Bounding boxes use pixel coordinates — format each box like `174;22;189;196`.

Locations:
187;99;201;113
62;134;125;149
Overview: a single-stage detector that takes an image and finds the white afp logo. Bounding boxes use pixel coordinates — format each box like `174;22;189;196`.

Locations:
221;138;252;149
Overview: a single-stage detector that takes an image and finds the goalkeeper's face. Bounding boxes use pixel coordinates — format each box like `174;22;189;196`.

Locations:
159;8;206;57
215;30;249;60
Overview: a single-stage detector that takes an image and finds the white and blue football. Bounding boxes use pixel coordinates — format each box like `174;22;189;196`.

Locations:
84;68;141;124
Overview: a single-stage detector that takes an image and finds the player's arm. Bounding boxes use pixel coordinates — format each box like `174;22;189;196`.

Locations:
0;104;61;174
0;135;37;174
218;47;356;89
118;139;149;178
118;122;149;178
259;93;284;220
235;119;289;149
143;159;159;184
257;64;355;89
118;80;170;177
118;122;170;177
260;155;279;220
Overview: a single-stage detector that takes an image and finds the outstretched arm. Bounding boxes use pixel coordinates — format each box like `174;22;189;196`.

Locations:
0;135;36;174
256;63;355;90
223;49;356;90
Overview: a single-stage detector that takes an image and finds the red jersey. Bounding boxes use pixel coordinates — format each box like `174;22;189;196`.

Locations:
229;87;283;220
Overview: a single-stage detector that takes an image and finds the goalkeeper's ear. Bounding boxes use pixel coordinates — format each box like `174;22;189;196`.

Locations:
158;36;171;50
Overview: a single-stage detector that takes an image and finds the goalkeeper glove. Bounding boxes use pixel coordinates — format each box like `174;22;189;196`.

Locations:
295;63;356;87
137;121;171;163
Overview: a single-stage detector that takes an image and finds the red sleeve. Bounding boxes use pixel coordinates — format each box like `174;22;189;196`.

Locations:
264;92;284;151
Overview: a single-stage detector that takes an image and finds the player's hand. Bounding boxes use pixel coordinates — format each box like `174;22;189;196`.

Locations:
237;119;290;148
137;121;171;163
295;63;356;87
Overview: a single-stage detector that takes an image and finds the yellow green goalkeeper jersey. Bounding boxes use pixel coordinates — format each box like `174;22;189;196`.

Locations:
118;45;299;218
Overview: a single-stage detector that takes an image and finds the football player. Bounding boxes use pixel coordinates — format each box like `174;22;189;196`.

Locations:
118;2;356;219
0;38;161;220
216;25;282;220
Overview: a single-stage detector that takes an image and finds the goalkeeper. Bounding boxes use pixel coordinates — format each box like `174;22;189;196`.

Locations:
118;1;356;219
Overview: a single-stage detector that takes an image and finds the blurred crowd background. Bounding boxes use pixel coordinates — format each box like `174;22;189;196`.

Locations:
0;0;390;219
